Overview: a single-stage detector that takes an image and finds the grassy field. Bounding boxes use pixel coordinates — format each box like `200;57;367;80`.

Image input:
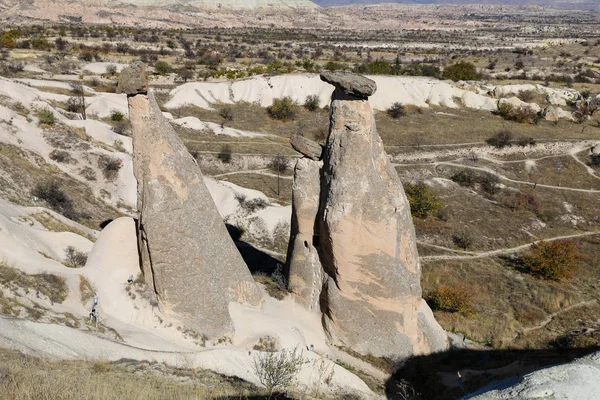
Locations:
0;348;265;400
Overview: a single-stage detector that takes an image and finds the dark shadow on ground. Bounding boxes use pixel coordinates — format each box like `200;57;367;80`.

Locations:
386;346;600;400
226;224;284;275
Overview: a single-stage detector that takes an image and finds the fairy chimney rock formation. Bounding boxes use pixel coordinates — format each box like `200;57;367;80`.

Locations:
121;64;262;339
287;71;448;358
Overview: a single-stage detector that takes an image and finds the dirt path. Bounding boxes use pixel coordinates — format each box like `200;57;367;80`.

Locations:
420;231;600;261
440;161;600;193
519;299;600;336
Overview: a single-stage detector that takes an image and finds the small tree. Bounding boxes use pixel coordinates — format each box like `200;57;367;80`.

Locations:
522;240;578;280
69;82;86;120
154;60;172;75
219;106;234;122
267;97;297;121
105;64;117;76
252;348;306;396
64;246;88;268
303;95;320;112
268;154;289;174
177;68;194;82
387;102;406;119
218;144;232;163
404;182;441;219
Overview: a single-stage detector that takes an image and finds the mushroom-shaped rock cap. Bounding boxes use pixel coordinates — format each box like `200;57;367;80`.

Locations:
320;70;377;98
118;61;147;95
290;134;323;161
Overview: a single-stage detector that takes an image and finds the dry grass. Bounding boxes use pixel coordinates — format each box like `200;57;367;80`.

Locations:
0;142;122;229
0;262;68;305
32;211;95;242
376;106;599;152
79;275;96;305
0;348;264;400
422;235;600;348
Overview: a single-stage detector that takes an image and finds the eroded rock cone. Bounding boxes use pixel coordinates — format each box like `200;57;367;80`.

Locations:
122;63;262;339
287;71;448;358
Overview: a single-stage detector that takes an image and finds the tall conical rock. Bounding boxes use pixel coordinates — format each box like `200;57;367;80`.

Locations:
121;63;262;339
286;71;448;358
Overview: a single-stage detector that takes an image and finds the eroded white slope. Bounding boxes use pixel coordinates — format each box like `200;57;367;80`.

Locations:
165;74;499;111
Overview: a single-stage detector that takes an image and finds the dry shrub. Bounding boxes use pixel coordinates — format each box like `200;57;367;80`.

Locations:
497;103;540;124
98;155;123;181
486;130;513;148
267;97;297;121
64;246;88;268
428;282;474;315
0;263;68;304
253;336;278;352
79;275;96;304
32;180;76;220
522;240;579;281
387;102;406;119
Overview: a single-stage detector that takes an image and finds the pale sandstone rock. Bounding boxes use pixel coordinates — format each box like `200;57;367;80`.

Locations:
287;72;448;358
464;351;600;399
544;105;560;122
123;66;262;339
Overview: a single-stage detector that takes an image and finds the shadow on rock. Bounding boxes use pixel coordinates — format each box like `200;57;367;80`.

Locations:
386;345;600;400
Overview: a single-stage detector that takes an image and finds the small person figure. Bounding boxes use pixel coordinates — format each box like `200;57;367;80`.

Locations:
127;274;134;284
93;296;98;307
310;344;314;352
89;307;97;324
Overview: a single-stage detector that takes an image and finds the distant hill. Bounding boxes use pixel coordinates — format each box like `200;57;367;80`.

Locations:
314;0;600;12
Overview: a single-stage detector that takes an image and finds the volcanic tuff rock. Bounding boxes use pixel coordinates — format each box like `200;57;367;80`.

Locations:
290;134;323;161
122;64;262;339
286;71;448;358
320;70;377;98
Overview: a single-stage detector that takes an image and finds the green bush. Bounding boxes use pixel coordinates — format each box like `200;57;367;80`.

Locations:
354;59;393;75
35;108;55;126
522;240;578;281
267;97;297;121
404;182;441;219
154;60;172;75
110;109;124;122
442;61;481;81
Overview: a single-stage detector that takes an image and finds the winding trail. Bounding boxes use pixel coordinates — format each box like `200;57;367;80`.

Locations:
519;299;600;337
420;231;600;261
